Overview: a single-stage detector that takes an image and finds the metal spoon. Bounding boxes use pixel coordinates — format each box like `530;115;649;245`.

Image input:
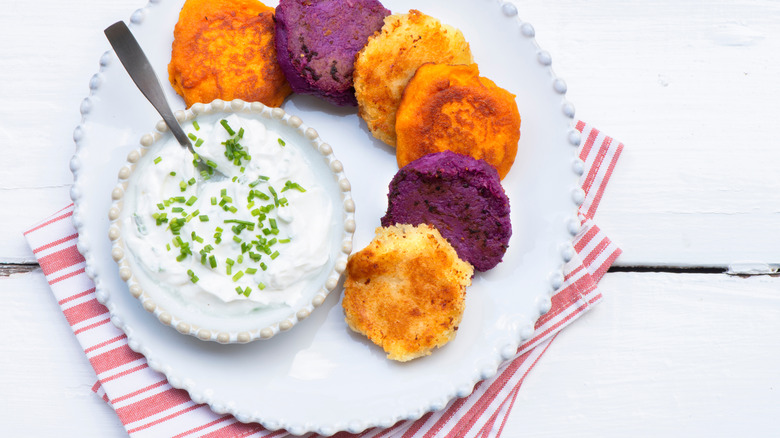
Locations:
104;21;194;153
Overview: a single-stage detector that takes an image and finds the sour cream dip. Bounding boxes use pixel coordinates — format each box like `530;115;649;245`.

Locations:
121;112;338;319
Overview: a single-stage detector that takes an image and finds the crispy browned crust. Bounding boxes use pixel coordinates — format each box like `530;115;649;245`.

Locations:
353;10;473;146
168;0;292;108
395;63;521;180
342;224;473;362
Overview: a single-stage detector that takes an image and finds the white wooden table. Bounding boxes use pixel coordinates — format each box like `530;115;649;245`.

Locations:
3;0;780;436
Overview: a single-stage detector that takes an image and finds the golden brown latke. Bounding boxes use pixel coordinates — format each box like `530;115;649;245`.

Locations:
395;63;521;179
168;0;292;108
353;10;473;146
342;224;474;362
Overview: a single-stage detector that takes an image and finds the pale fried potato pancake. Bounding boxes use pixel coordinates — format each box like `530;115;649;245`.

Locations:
342;224;473;362
395;63;521;180
168;0;292;108
353;10;473;146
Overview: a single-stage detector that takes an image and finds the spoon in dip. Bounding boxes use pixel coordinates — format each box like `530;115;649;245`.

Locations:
104;21;194;153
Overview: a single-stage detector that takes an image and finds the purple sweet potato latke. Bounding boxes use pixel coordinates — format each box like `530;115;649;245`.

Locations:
274;0;390;106
381;151;512;272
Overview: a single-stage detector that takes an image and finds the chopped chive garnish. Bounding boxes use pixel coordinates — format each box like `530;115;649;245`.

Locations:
232;271;244;282
236;254;244;264
195;138;204;147
253;190;270;201
187;269;199;283
236;286;244;295
269;218;278;230
279;238;291;243
277;138;286;147
260;262;268;271
154;214;168;225
188;177;196;186
245;267;257;274
224;219;254;226
171;207;184;213
211;197;217;205
185;196;197;206
192;120;200;130
154;156;162;164
157;203;165;210
166;243;171;251
258;282;266;290
191;233;204;244
179;181;187;192
220;119;236;136
169;171;176;176
226;258;234;266
268;186;282;206
248;176;270;188
282;181;306;192
187;133;197;141
199;215;209;222
238;127;244;138
232;235;242;244
205;160;217;168
270;251;280;260
209;255;217;268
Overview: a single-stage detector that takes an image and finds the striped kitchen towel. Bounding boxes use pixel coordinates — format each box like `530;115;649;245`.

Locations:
25;121;622;438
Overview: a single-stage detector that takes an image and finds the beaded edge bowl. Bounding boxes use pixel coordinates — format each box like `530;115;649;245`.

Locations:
106;99;355;344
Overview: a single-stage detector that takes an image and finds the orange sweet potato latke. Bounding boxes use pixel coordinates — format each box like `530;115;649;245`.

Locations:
395;63;521;180
168;0;291;108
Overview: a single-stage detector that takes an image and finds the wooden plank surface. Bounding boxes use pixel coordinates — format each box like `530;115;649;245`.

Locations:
4;271;779;436
1;0;779;266
3;0;780;437
506;272;780;436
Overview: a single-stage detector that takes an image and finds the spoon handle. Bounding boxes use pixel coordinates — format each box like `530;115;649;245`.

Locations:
104;21;193;150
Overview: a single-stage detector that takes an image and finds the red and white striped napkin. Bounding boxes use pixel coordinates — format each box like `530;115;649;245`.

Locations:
25;121;622;438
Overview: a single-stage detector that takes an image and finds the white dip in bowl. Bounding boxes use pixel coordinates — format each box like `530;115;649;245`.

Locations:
108;100;355;343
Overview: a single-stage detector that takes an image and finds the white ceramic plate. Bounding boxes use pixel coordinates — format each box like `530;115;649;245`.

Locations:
70;0;583;434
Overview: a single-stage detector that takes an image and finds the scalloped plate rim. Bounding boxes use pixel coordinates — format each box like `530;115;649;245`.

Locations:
69;0;582;435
